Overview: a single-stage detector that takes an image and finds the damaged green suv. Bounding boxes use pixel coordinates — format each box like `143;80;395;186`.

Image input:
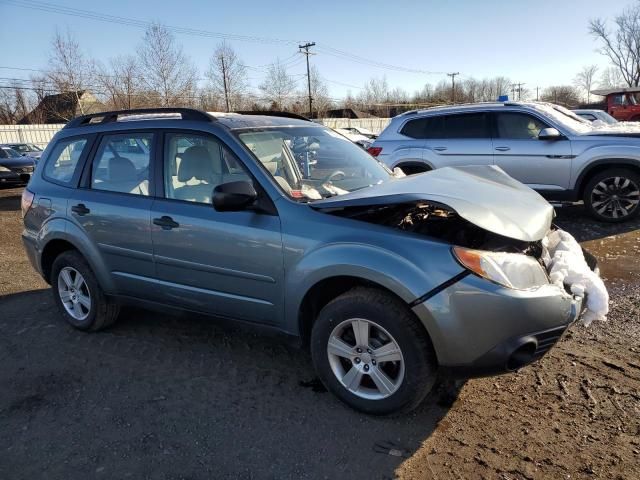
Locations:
22;108;585;414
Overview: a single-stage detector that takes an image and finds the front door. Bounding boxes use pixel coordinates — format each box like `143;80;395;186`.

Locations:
150;131;284;325
70;131;156;295
492;112;573;191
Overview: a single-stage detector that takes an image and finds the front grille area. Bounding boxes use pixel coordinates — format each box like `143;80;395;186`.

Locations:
532;326;567;359
10;166;34;174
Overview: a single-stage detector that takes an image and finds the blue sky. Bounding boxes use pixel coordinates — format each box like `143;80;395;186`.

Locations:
0;0;634;100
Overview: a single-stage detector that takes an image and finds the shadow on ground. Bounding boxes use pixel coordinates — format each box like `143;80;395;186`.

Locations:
0;289;460;480
554;204;640;242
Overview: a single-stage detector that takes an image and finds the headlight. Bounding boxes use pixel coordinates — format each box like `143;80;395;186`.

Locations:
453;246;549;290
0;166;11;172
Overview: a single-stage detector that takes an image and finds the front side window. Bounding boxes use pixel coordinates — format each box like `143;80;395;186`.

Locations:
163;133;250;205
442;113;489;139
496;112;549;139
44;137;89;184
91;133;152;196
237;126;391;201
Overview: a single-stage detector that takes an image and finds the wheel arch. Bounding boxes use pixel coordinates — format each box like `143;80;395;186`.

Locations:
396;161;432;175
39;222;115;292
575;159;640;198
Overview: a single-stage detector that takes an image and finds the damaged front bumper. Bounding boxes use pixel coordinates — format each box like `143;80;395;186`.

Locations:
411;272;583;378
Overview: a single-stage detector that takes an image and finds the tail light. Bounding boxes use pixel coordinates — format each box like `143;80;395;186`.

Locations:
367;146;382;157
21;188;34;218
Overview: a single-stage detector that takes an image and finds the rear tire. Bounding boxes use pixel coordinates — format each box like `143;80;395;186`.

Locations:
398;164;430;176
583;168;640;222
310;287;437;415
51;250;120;331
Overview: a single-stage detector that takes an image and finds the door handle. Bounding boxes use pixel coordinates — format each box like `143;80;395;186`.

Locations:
433;146;447;152
71;203;90;216
153;216;180;230
494;146;511;151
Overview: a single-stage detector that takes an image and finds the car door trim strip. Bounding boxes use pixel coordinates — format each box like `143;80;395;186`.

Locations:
112;272;274;305
154;254;276;283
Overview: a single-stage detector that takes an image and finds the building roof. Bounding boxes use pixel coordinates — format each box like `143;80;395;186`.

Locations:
18;90;105;124
591;87;640;96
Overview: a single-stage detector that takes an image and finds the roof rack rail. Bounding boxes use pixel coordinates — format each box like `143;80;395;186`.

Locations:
233;110;311;121
64;108;213;129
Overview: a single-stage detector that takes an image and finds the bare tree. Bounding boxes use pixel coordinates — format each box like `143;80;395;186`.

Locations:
307;66;331;117
139;23;198;107
95;55;144;109
47;29;93;117
206;41;248;112
541;86;581;107
574;65;599;102
590;6;640;87
259;59;297;110
598;66;624;88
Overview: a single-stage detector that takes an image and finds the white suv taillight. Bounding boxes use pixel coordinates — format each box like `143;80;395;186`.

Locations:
367;146;383;157
21;189;34;218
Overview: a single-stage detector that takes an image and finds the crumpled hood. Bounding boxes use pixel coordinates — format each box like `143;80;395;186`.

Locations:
311;165;554;242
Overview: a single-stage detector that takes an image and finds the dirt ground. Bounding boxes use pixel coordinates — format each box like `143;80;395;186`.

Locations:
0;185;638;480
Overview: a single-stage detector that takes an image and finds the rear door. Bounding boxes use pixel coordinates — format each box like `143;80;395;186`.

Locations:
149;130;284;325
421;112;493;169
492;111;573;190
70;131;156;294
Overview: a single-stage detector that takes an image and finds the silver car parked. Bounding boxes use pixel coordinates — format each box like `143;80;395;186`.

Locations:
23;108;584;414
369;101;640;222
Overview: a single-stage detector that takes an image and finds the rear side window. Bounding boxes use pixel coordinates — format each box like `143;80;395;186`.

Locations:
400;116;443;138
44;137;89;184
91;133;153;196
442;113;489;139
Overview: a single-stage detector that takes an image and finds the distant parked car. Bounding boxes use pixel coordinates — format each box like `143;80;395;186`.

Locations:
1;143;44;160
334;128;373;149
340;126;378;139
572;109;617;125
369;101;640;222
0;147;35;186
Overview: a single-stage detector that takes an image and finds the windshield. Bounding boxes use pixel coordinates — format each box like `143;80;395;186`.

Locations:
237;126;391;201
531;103;593;134
1;148;21;158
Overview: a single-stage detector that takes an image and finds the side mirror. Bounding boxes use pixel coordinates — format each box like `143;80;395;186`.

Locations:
538;127;562;141
212;180;258;212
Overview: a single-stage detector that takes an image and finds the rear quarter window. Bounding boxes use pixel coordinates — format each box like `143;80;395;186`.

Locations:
400;116;443;139
43;137;91;185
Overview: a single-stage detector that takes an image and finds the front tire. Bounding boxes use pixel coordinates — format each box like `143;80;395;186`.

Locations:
311;287;437;415
583;168;640;222
51;250;120;331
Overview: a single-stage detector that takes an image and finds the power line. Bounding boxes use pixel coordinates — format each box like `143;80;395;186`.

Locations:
1;0;456;77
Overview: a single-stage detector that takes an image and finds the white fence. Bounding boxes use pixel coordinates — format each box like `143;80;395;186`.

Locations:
0;118;392;149
0;124;64;148
319;118;391;134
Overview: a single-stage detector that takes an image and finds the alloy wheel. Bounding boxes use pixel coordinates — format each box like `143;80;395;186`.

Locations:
590;176;640;219
326;318;405;400
57;266;91;321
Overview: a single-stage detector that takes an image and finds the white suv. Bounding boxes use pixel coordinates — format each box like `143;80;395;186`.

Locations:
369;102;640;222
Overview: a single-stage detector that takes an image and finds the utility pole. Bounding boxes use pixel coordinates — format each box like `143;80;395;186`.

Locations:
511;82;525;100
220;54;230;112
447;72;459;104
536;86;540;101
299;42;316;118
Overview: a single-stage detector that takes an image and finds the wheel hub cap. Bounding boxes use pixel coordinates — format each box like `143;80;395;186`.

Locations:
591;176;640;219
57;267;91;321
327;318;405;400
